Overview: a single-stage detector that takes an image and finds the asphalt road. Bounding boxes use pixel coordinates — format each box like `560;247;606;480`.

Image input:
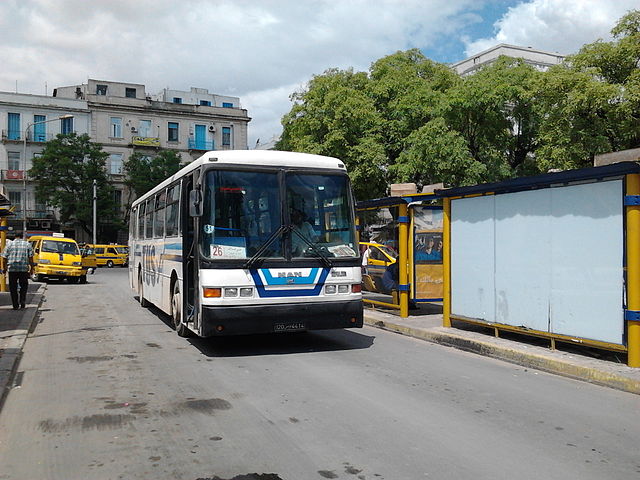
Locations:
0;268;639;480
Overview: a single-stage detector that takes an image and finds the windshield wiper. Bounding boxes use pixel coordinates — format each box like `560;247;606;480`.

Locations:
290;228;333;268
243;224;290;269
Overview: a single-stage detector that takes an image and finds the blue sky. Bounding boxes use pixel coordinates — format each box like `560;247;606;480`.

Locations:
0;0;637;147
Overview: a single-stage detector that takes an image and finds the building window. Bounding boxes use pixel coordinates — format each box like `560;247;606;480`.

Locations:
109;153;123;175
96;84;108;95
33;115;46;142
222;102;233;108
138;120;152;138
61;116;73;134
110;117;122;138
125;88;137;98
7;113;20;140
168;122;179;142
172;97;182;104
222;126;231;146
8;191;22;209
200;100;211;106
8;151;20;170
113;189;122;213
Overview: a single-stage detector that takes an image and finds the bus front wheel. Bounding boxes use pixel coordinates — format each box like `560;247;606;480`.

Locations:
106;260;114;268
172;282;189;337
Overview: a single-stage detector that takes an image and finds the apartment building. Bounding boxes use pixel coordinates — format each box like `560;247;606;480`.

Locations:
1;79;251;240
0;92;89;234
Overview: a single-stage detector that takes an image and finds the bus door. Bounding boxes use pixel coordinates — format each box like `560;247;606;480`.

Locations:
184;172;200;333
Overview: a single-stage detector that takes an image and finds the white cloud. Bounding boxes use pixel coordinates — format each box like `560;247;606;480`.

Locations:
0;0;484;147
0;1;636;148
464;0;639;57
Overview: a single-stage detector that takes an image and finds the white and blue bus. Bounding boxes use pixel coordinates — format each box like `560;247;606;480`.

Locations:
129;150;363;337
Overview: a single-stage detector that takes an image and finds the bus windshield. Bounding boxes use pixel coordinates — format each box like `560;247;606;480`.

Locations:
200;169;357;261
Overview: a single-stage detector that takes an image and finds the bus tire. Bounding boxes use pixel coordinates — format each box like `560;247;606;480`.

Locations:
172;281;189;337
106;260;114;268
138;271;149;308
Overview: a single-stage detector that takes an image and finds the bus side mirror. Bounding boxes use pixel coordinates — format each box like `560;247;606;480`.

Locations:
189;189;202;217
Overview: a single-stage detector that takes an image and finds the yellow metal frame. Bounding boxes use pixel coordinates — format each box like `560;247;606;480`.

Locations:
357;202;410;316
626;174;640;367
443;198;451;327
450;315;628;352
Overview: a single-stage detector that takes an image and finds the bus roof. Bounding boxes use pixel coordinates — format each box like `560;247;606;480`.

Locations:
131;150;347;209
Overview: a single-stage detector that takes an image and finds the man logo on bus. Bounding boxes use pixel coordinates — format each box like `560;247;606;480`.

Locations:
278;271;302;278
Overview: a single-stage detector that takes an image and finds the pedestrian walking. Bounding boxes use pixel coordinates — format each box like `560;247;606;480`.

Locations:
1;232;34;310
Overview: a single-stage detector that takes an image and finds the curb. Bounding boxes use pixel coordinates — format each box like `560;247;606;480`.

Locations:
0;284;46;412
364;314;640;396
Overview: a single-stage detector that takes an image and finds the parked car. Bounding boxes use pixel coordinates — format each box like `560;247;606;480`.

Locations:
360;241;397;293
29;235;87;283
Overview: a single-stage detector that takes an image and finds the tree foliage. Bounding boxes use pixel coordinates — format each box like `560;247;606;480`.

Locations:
277;11;640;201
29;133;117;236
123;149;183;198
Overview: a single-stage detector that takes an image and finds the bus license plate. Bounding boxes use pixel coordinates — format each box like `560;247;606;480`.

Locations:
274;322;306;333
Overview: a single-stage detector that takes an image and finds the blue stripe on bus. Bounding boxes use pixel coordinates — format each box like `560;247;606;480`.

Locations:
250;268;329;298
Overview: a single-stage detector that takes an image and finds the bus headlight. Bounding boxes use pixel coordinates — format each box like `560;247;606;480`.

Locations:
338;284;349;294
39;259;51;264
240;287;253;297
325;285;337;294
72;262;81;266
224;287;238;297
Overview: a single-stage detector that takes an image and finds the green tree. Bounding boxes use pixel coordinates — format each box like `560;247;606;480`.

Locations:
536;9;640;170
277;68;387;200
123;149;183;198
29;133;117;237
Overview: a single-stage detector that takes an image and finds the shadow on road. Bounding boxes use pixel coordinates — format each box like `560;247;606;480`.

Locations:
188;329;375;358
136;296;375;357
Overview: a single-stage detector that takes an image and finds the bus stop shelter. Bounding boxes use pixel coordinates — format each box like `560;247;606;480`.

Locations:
436;162;640;367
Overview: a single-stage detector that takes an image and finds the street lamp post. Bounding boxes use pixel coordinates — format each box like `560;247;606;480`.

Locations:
22;114;73;236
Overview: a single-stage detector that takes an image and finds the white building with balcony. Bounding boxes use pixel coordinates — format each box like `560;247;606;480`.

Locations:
0;92;89;234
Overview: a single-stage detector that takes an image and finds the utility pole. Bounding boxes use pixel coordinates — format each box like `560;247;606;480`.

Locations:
93;179;97;245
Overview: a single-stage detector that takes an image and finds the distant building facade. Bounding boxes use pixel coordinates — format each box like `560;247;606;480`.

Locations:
0;92;90;235
451;44;565;77
0;79;251;240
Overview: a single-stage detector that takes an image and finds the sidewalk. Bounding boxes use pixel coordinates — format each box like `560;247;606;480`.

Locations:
0;283;45;410
364;303;640;395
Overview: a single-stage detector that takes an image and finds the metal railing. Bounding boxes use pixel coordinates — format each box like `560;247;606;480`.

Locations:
188;139;215;151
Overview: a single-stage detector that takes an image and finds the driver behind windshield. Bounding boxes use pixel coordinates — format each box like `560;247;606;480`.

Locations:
290;208;318;256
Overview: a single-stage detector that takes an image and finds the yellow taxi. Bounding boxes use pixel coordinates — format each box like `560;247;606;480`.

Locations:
88;244;128;267
29;235;88;283
360;241;397;292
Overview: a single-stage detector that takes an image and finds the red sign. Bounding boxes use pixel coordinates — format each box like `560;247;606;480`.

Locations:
5;170;24;180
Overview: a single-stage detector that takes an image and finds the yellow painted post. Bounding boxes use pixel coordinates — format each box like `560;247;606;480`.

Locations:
443;198;451;327
626;174;640;367
355;215;360;244
0;216;6;292
398;204;409;318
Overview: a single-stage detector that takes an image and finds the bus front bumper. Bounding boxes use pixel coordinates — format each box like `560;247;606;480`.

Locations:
200;299;363;336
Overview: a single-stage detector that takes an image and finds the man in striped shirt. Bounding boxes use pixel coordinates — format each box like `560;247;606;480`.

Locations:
1;232;34;310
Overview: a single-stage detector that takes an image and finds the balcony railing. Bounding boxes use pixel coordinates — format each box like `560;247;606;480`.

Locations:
1;129;21;141
6;209;55;220
188;139;215;151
